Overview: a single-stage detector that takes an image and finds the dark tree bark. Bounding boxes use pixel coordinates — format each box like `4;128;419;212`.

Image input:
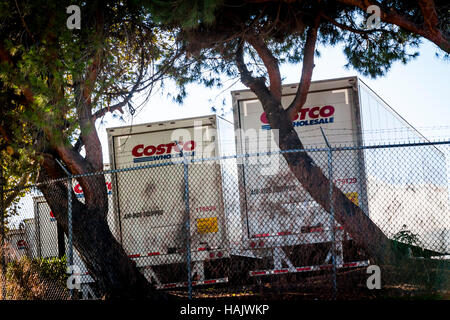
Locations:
37;154;167;300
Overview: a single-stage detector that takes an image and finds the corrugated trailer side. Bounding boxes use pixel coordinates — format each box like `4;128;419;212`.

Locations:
357;79;450;254
231;77;370;275
216;115;245;254
23;218;38;259
33;195;59;258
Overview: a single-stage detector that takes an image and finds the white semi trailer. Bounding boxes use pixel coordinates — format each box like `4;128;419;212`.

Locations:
231;76;449;276
4;229;28;260
106;115;242;288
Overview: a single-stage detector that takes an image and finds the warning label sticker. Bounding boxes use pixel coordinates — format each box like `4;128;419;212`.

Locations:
197;217;219;234
345;192;359;206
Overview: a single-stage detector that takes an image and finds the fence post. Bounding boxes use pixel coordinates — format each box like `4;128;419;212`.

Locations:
0;164;6;300
320;127;337;300
181;146;192;299
55;159;74;299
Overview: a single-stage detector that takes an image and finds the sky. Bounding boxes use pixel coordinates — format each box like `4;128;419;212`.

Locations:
96;39;450;163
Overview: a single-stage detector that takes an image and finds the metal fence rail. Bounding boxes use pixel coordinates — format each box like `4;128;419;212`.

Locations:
1;141;449;300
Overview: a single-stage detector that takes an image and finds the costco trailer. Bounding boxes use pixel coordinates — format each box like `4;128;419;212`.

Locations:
231;76;449;276
22;218;38;258
106;115;242;288
4;229;28;260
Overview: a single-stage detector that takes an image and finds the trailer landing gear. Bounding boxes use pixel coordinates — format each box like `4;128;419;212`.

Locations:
249;260;369;277
249;240;368;277
140;261;229;290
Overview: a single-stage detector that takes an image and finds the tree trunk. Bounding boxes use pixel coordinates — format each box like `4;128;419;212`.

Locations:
254;86;397;265
37;158;167;300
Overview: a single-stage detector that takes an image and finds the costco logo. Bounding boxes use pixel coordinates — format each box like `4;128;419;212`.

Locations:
74;182;112;198
260;105;335;130
131;141;196;163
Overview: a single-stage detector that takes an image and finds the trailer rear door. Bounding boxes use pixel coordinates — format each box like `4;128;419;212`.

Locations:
111;124;228;262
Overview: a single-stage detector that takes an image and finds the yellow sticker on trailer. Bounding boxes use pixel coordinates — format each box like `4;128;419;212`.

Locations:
345;192;359;206
197;217;218;234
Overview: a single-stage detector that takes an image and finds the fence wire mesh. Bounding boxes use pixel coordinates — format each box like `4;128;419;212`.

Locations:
0;141;449;300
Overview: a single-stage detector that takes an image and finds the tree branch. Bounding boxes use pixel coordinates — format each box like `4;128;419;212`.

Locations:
73;46;149;153
235;39;288;131
14;0;35;43
92;102;125;123
336;0;450;53
246;33;282;100
75;78;103;170
46;145;107;211
0;45;14;64
73;136;83;153
321;12;395;36
235;40;270;97
0;125;11;143
74;6;106;171
4;174;30;208
418;0;440;36
286;13;321;119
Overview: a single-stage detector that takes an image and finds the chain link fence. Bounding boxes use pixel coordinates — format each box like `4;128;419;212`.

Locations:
1;141;449;300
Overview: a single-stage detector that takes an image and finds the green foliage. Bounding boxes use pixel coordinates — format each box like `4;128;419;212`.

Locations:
6;256;68;287
4;255;68;299
343;26;421;77
0;150;35;231
4;256;45;299
0;0;169;175
393;225;421;247
31;256;68;287
135;0;443;104
145;0;223;28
